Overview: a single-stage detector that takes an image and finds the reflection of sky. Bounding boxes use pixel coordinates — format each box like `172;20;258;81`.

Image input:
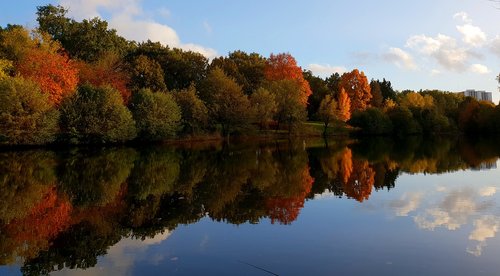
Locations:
54;231;173;276
384;162;500;258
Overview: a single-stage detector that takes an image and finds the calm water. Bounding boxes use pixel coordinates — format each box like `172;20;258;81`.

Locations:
1;137;500;275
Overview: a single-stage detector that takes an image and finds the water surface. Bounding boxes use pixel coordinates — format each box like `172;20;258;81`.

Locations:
1;137;500;275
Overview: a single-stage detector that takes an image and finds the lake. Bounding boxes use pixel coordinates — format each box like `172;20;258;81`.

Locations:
1;136;500;275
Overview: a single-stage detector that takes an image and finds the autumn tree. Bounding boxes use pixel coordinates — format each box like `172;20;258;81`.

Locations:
0;59;13;79
337;88;351;121
0;26;79;105
199;67;253;137
173;85;209;134
129;54;167;92
317;95;338;136
250;87;277;129
77;51;131;103
264;53;312;106
339;69;372;111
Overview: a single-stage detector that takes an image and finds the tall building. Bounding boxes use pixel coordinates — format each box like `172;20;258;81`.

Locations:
463;89;493;102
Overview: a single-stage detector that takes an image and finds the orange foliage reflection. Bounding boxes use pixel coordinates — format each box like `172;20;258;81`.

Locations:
266;166;314;225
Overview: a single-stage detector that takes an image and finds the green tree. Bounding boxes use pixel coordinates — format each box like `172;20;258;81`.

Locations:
317;95;338;136
210;50;267;94
387;106;421;136
129;55;167;92
304;70;333;119
200;67;253;137
36;5;130;62
349;107;393;135
0;77;59;145
250;87;277;129
130;89;181;141
60;84;136;144
173;85;208;134
370;80;383;107
266;80;307;132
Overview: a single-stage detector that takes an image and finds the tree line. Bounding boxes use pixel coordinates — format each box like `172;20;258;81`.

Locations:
1;4;499;145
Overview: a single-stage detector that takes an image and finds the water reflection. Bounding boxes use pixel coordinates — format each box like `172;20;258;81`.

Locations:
0;136;499;274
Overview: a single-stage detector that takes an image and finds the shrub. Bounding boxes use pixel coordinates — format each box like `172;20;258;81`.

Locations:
130;89;181;141
349;107;393;135
0;77;59;145
60;84;136;144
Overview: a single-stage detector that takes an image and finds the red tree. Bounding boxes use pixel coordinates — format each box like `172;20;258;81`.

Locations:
77;53;131;103
17;48;79;105
265;53;312;106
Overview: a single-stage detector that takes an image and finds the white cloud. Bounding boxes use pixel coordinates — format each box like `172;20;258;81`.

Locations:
54;230;172;275
383;47;418;70
430;69;441;76
59;0;218;59
454;11;472;23
479;187;497;197
457;24;487;47
467;216;500;256
390;192;422;216
414;188;493;231
489;36;500;58
307;63;347;77
470;64;490;74
406;34;468;71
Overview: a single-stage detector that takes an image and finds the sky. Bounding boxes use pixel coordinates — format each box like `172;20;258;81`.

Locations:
1;0;499;101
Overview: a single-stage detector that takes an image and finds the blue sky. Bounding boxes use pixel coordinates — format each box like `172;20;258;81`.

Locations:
1;0;499;101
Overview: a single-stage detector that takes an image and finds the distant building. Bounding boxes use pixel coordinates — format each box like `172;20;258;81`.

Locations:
461;89;493;102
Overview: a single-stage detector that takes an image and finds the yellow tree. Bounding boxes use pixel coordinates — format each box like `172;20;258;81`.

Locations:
339;69;372;112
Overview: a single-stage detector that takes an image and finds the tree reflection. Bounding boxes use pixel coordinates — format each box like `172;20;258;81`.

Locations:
0;136;499;273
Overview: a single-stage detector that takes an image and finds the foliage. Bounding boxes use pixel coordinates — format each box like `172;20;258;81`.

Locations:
337;87;351;122
130;89;181;141
387;106;421;136
210;50;267;94
37;5;130;62
200;67;253;136
304;70;333;119
370;80;383;107
129;54;167;92
250;87;277;129
59;84;136;144
265;53;312;106
339;69;372;111
0;77;59;145
265;79;307;131
0;59;13;79
77;51;131;103
317;95;338;135
349;107;393;135
172;85;209;134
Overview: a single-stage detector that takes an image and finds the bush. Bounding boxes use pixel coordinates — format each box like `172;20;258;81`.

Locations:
0;77;59;145
349;107;393;135
387;106;421;136
60;84;136;144
130;89;181;141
